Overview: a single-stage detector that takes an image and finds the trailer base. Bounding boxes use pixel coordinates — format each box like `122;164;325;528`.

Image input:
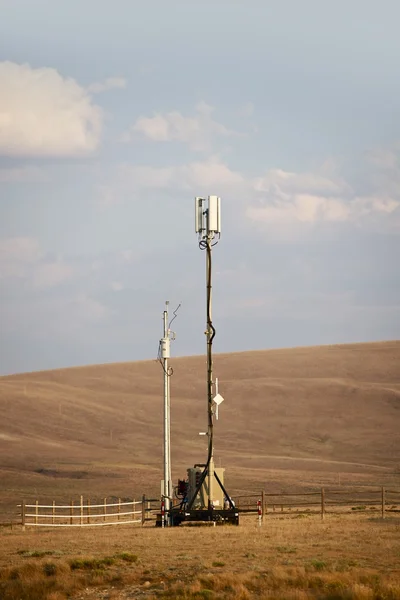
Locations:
156;508;239;527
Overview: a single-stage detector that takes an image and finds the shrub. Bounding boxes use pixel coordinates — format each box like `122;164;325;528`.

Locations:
114;552;138;563
43;563;57;577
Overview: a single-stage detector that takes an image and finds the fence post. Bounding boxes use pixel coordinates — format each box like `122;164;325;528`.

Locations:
321;488;325;521
381;487;385;519
87;498;91;525
257;499;262;527
35;500;38;526
52;500;55;525
21;500;25;531
141;494;146;526
70;499;74;525
262;490;266;521
80;495;83;526
104;497;107;523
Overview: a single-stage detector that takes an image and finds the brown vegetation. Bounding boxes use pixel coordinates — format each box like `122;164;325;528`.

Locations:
0;513;399;599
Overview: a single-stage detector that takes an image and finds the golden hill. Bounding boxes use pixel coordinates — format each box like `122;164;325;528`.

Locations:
0;341;399;519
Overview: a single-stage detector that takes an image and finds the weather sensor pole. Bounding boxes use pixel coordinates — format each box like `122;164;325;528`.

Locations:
158;301;180;526
195;196;222;510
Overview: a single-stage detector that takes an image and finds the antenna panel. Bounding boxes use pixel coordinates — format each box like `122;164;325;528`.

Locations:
208;195;221;233
161;338;170;359
195;197;205;233
213;393;224;406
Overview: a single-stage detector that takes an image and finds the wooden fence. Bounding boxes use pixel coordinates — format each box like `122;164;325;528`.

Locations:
234;486;400;521
18;495;159;529
14;486;400;529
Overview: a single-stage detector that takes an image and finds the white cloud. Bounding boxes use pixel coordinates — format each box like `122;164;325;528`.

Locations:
32;262;74;289
118;156;244;190
124;102;239;151
0;61;103;157
87;77;127;93
0;237;74;287
247;166;400;229
69;294;111;322
119;250;137;264
248;194;351;224
253;168;349;197
0;237;42;278
110;281;124;291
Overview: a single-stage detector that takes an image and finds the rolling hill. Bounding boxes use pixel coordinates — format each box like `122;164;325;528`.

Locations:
0;340;399;520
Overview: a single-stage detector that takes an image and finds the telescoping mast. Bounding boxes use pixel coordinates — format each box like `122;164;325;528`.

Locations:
166;196;238;527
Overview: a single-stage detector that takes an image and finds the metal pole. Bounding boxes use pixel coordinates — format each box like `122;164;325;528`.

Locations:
167;368;172;510
163;303;171;524
206;226;214;510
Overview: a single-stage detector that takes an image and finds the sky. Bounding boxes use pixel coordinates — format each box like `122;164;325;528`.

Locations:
0;0;399;375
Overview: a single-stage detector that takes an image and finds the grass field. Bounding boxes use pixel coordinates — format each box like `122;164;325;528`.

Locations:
1;513;399;599
1;341;400;521
0;340;399;598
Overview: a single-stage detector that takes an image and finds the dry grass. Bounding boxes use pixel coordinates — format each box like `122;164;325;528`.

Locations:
0;341;399;597
0;341;400;520
0;514;399;599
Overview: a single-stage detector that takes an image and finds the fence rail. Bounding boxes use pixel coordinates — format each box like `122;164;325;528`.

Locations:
234;486;400;521
18;495;159;529
14;486;400;529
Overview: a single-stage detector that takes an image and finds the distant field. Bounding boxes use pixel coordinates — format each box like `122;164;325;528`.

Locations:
0;340;399;520
0;513;399;599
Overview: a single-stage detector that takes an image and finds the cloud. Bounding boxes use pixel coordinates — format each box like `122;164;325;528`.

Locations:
247;165;400;230
253;168;349;197
0;237;74;288
68;294;111;322
248;194;352;224
32;262;74;289
110;281;124;291
0;61;103;157
0;237;42;278
118;156;245;191
123;101;239;151
94;155;245;210
87;77;127;93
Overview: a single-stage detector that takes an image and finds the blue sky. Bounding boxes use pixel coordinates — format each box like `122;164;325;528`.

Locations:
1;0;399;375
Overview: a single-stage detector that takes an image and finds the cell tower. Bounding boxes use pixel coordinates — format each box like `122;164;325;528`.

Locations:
157;197;237;527
184;196;236;523
194;196;221;509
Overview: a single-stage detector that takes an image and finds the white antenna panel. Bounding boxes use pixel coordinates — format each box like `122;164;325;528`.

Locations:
208;195;221;233
195;197;205;233
161;338;170;359
213;393;224;406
